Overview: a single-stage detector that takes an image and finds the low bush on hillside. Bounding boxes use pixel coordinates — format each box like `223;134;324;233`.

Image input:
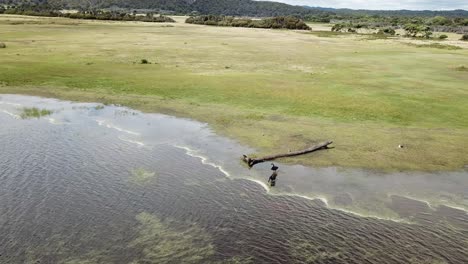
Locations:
0;43;6;48
461;34;468;41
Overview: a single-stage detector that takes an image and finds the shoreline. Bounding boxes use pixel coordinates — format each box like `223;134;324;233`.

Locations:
2;93;467;222
1;87;467;172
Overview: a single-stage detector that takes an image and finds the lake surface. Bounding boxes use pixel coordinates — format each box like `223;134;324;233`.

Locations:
1;94;467;263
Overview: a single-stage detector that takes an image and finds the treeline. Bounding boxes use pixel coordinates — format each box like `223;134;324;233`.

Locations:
184;0;318;17
314;13;468;34
0;0;323;16
2;0;468;34
331;22;433;37
307;7;468;18
331;21;468;40
66;12;175;22
0;5;175;22
305;13;468;26
186;15;311;30
3;0;468;19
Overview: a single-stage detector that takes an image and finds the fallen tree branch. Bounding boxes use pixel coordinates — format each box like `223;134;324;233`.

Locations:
242;141;333;168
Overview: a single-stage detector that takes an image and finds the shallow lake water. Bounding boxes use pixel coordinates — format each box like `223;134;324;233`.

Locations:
0;94;467;263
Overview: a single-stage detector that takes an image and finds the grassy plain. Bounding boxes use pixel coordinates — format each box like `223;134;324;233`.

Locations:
1;15;468;171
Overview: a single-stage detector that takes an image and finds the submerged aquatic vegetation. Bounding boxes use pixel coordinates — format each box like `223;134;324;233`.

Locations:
289;237;344;263
115;109;139;116
129;212;215;264
20;107;53;119
94;105;105;110
130;168;157;184
25;212;251;263
24;233;118;264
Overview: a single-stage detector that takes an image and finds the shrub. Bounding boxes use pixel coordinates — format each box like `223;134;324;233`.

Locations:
331;23;346;32
1;8;174;23
0;43;6;48
185;15;310;30
404;24;432;38
331;23;361;33
461;34;468;41
140;59;149;64
438;34;448;40
430;16;452;26
377;28;396;36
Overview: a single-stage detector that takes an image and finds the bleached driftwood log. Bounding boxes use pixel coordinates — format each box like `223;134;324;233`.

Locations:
242;141;333;168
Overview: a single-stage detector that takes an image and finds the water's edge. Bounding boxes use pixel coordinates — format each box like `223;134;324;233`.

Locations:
1;94;467;222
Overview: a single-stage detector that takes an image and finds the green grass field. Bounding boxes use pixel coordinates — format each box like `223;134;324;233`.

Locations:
1;15;468;171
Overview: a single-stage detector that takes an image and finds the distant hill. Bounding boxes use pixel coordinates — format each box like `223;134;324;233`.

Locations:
304;6;468;18
2;0;468;18
186;0;321;17
1;0;324;16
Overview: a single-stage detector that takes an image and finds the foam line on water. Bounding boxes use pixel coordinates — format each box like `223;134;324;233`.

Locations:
95;119;140;136
174;145;333;206
0;101;22;107
245;178;270;192
118;136;145;147
47;117;67;125
173;145;432;223
1;110;21;119
444;205;468;213
394;194;435;209
176;145;272;192
291;193;411;222
394;194;468;214
245;180;414;222
174;145;231;177
329;206;411;223
284;191;409;222
295;194;329;206
239;178;408;222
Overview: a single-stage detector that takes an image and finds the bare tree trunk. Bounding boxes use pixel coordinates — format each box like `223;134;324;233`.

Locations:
242;141;333;168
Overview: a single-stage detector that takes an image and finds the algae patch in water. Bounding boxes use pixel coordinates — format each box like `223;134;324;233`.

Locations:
94;105;105;110
129;213;253;264
288;237;345;263
115;109;139;116
20;107;53;119
129;212;215;263
130;168;158;185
